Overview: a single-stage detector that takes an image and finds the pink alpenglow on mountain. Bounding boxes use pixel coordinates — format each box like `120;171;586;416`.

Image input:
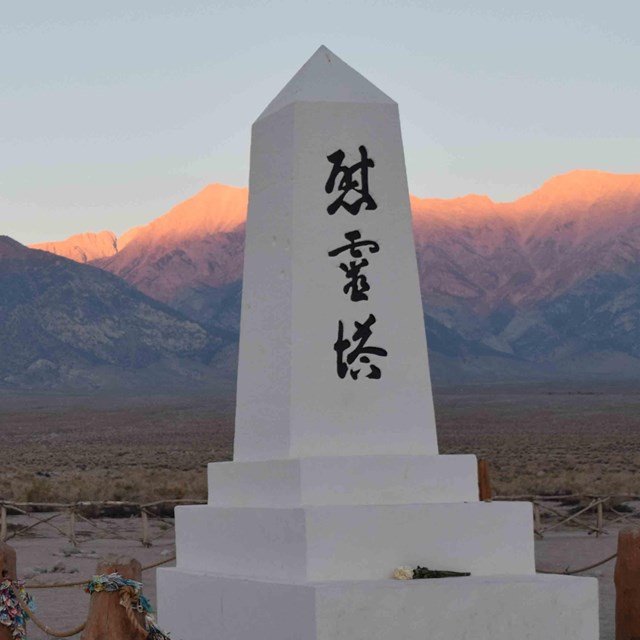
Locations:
96;184;249;303
411;170;640;309
29;184;249;303
127;183;248;244
30;170;640;312
31;230;118;263
17;169;640;382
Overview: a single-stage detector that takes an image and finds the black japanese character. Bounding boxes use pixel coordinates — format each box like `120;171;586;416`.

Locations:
329;231;380;302
334;314;388;380
339;259;370;301
325;145;378;215
327;230;379;259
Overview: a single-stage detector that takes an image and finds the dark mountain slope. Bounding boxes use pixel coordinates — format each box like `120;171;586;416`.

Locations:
0;236;224;389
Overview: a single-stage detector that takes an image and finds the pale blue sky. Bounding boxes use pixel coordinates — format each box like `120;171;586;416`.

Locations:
2;0;639;245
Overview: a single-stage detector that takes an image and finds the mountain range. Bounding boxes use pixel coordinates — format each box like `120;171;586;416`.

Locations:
5;169;640;389
0;235;227;389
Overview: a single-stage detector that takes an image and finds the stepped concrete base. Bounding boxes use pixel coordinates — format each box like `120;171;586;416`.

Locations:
175;501;535;581
157;568;599;640
207;454;479;507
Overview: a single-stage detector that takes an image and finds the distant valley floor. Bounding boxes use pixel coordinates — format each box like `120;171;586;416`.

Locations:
2;382;640;502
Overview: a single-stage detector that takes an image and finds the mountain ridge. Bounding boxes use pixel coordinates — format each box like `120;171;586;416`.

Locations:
33;170;640;257
0;237;230;390
15;168;640;385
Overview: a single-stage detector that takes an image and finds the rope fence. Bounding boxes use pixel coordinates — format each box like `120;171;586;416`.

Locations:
1;488;637;584
493;493;640;538
537;551;618;576
2;560;177;639
3;494;638;545
21;554;176;590
0;499;205;546
1;531;177;639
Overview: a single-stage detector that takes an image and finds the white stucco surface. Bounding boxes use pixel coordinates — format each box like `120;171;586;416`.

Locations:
174;501;535;581
157;569;599;640
207;454;479;506
234;49;437;461
257;45;395;121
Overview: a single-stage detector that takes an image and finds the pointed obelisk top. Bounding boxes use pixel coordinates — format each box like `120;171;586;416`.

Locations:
236;46;437;460
256;45;396;122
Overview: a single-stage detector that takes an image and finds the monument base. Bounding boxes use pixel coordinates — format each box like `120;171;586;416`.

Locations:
157;568;598;640
174;501;535;581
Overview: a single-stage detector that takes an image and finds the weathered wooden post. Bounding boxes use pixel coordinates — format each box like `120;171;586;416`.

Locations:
141;508;151;547
81;555;145;640
615;527;640;640
533;501;543;537
0;505;7;542
68;505;77;546
0;541;16;580
478;459;492;501
596;500;604;538
0;541;18;640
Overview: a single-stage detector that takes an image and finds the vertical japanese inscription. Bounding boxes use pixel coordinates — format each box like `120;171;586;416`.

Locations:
334;314;387;380
325;145;378;215
325;145;388;380
328;231;379;302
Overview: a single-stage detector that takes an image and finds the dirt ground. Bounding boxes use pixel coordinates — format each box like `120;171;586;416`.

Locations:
3;515;619;640
536;528;618;640
3;384;640;502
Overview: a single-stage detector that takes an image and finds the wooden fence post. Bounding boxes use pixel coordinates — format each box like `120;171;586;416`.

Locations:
614;527;640;640
141;509;151;547
81;555;145;640
478;459;492;501
0;540;17;582
0;506;7;542
596;501;604;538
68;506;77;546
533;502;543;537
0;541;18;640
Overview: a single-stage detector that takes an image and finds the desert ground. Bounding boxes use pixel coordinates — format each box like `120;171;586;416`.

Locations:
3;382;640;502
2;382;640;639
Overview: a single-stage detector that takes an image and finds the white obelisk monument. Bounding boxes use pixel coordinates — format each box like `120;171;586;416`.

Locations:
158;46;598;639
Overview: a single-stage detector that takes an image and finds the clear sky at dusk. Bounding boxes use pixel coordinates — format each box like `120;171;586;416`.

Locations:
2;0;639;245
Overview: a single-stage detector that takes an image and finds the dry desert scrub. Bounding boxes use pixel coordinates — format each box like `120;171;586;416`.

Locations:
435;384;640;497
0;392;232;503
2;384;640;502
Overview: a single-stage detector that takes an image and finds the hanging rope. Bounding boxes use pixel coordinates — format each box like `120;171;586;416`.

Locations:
538;551;618;576
0;578;33;640
85;572;171;640
4;566;176;638
8;586;86;639
23;554;176;589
